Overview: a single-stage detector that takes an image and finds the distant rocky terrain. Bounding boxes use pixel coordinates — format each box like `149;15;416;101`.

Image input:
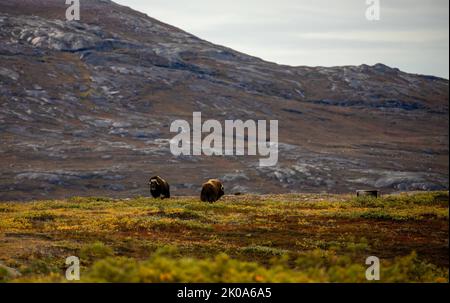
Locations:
0;0;448;201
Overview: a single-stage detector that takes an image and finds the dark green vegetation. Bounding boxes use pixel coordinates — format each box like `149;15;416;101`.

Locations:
0;192;448;282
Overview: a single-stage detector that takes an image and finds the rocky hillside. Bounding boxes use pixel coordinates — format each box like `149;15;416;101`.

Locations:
0;0;448;200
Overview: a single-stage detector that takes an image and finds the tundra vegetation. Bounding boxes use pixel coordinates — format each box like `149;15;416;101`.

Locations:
0;192;448;283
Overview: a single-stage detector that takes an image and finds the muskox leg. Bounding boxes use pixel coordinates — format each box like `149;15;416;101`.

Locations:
200;188;208;202
161;185;170;199
165;186;171;198
151;190;161;198
209;193;217;203
201;189;213;203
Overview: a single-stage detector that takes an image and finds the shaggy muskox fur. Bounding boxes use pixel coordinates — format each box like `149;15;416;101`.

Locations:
200;179;224;203
148;176;170;199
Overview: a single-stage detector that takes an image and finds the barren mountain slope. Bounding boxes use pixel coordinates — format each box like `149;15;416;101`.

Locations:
0;0;448;200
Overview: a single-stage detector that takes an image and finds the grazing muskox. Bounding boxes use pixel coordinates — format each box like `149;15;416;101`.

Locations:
201;179;224;203
148;176;170;199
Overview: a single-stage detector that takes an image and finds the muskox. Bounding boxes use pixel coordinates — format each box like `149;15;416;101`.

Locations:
201;179;224;203
148;176;170;199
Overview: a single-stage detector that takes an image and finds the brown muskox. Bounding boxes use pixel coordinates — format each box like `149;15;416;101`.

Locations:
148;176;170;199
201;179;224;203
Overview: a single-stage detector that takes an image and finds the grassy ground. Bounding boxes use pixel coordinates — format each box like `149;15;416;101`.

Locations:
0;191;448;283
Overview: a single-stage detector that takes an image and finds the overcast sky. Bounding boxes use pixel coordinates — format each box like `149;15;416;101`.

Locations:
115;0;449;78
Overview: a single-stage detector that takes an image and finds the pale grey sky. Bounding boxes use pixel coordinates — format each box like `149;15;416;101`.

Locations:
115;0;449;78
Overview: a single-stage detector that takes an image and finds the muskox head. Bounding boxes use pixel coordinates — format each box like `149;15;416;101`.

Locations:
218;184;225;198
149;178;159;191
